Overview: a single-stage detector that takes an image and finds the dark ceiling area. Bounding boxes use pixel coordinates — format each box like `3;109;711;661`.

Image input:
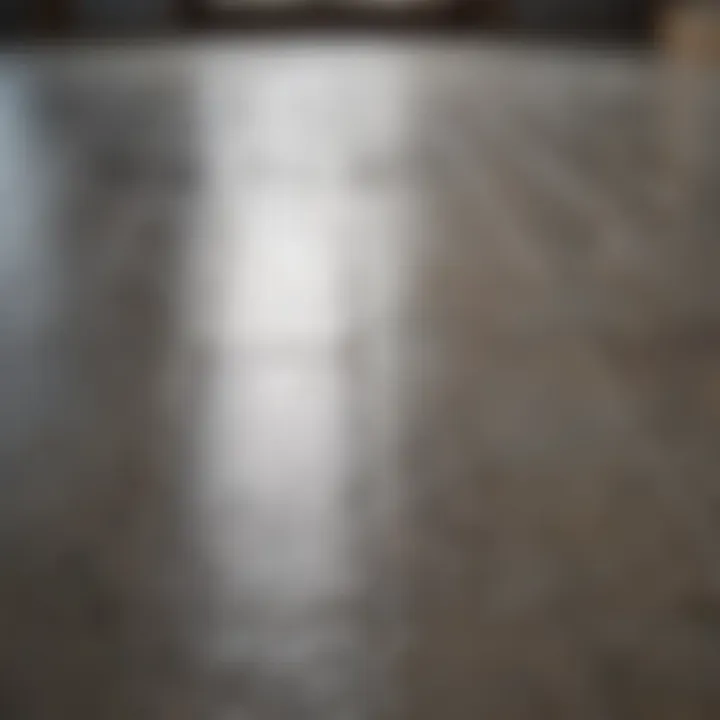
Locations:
3;0;659;41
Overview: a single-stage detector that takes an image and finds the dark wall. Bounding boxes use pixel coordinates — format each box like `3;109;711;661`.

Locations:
76;0;173;29
0;0;30;32
0;0;175;33
508;0;654;38
0;0;654;37
73;0;654;36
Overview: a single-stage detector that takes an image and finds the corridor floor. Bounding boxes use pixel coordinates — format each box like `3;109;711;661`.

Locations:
1;40;719;719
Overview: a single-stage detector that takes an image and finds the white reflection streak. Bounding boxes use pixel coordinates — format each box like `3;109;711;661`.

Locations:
193;57;357;698
229;192;345;346
192;51;415;715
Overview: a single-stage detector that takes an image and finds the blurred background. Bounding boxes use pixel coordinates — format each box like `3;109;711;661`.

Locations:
0;0;663;40
0;2;719;720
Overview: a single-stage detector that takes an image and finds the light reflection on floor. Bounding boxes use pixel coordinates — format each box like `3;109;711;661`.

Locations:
0;42;719;720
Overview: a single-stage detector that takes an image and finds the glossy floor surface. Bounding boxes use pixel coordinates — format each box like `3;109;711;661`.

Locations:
1;41;719;719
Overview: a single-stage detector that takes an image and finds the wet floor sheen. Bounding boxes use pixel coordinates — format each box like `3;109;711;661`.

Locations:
0;41;719;719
